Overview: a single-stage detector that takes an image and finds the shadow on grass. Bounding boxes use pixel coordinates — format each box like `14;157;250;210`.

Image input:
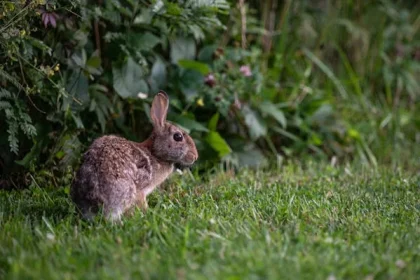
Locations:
0;187;77;224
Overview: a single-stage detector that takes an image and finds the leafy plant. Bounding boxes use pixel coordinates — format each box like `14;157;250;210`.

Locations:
1;0;419;185
0;0;229;180
0;89;37;154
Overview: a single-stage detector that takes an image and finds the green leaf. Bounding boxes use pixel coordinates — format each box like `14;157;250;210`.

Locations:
151;57;167;89
26;36;52;55
113;57;149;99
89;88;112;133
348;128;361;140
303;49;348;98
7;121;19;154
71;113;85;129
68;50;87;69
152;0;165;14
171;37;196;64
85;50;102;75
0;101;11;110
0;69;25;92
165;2;182;15
178;60;210;75
133;8;153;24
74;31;89;46
86;52;101;69
308;104;334;125
243;105;267;140
235;146;267;168
0;88;12;99
208;113;219;131
172;115;209;133
198;45;217;62
179;70;203;100
15;143;38;166
258;101;287;128
64;71;89;110
128;32;160;51
205;131;231;157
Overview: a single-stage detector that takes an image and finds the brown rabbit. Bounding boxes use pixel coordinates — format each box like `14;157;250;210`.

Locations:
70;91;198;222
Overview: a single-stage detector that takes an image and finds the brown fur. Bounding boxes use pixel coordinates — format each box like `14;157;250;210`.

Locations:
70;91;198;222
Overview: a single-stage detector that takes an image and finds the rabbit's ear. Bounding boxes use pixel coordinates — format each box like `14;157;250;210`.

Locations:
151;91;169;129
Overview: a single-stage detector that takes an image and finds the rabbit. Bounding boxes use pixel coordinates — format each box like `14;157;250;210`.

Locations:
70;91;198;222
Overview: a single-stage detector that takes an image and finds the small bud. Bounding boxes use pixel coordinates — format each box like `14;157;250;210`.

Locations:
196;98;204;107
239;65;252;77
214;47;224;59
137;92;148;99
396;259;406;269
233;94;241;109
204;74;216;87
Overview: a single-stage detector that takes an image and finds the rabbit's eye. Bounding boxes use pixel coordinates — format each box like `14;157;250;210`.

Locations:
173;132;183;142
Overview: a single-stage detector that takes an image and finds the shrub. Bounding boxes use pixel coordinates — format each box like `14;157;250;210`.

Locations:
0;0;230;183
1;0;419;188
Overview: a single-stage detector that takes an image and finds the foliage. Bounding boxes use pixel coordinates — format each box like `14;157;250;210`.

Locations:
0;0;229;178
1;0;420;183
1;163;420;278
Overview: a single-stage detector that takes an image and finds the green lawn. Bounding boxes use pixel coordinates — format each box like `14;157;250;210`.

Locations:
1;163;419;279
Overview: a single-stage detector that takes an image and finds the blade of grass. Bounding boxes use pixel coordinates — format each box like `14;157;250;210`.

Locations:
303;48;348;99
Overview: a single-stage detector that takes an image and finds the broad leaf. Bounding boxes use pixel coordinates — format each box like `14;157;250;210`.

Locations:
179;69;203;100
64;71;89;110
171;37;196;64
205;131;231;157
308;104;334;125
236;146;267;167
208;113;219;131
172;115;209;133
71;112;85;129
85;50;102;75
128;32;160;51
113;57;148;99
68;50;87;69
133;9;153;24
258;101;287;128
198;44;217;62
26;36;52;55
178;60;210;75
243;105;267;140
151;57;167;89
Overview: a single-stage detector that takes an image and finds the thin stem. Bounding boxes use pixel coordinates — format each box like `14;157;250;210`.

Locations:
15;53;82;105
0;4;31;33
238;0;247;49
18;57;47;114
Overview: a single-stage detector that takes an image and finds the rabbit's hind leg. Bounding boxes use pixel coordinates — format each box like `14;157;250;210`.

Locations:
136;190;149;212
103;179;137;222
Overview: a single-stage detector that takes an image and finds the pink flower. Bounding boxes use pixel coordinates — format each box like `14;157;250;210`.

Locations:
204;73;216;87
239;65;252;77
233;95;241;109
40;9;58;28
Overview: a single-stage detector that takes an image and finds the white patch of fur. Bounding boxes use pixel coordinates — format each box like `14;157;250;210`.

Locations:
107;207;123;222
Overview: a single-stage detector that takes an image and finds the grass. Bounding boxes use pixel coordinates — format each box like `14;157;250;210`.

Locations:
0;162;419;280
